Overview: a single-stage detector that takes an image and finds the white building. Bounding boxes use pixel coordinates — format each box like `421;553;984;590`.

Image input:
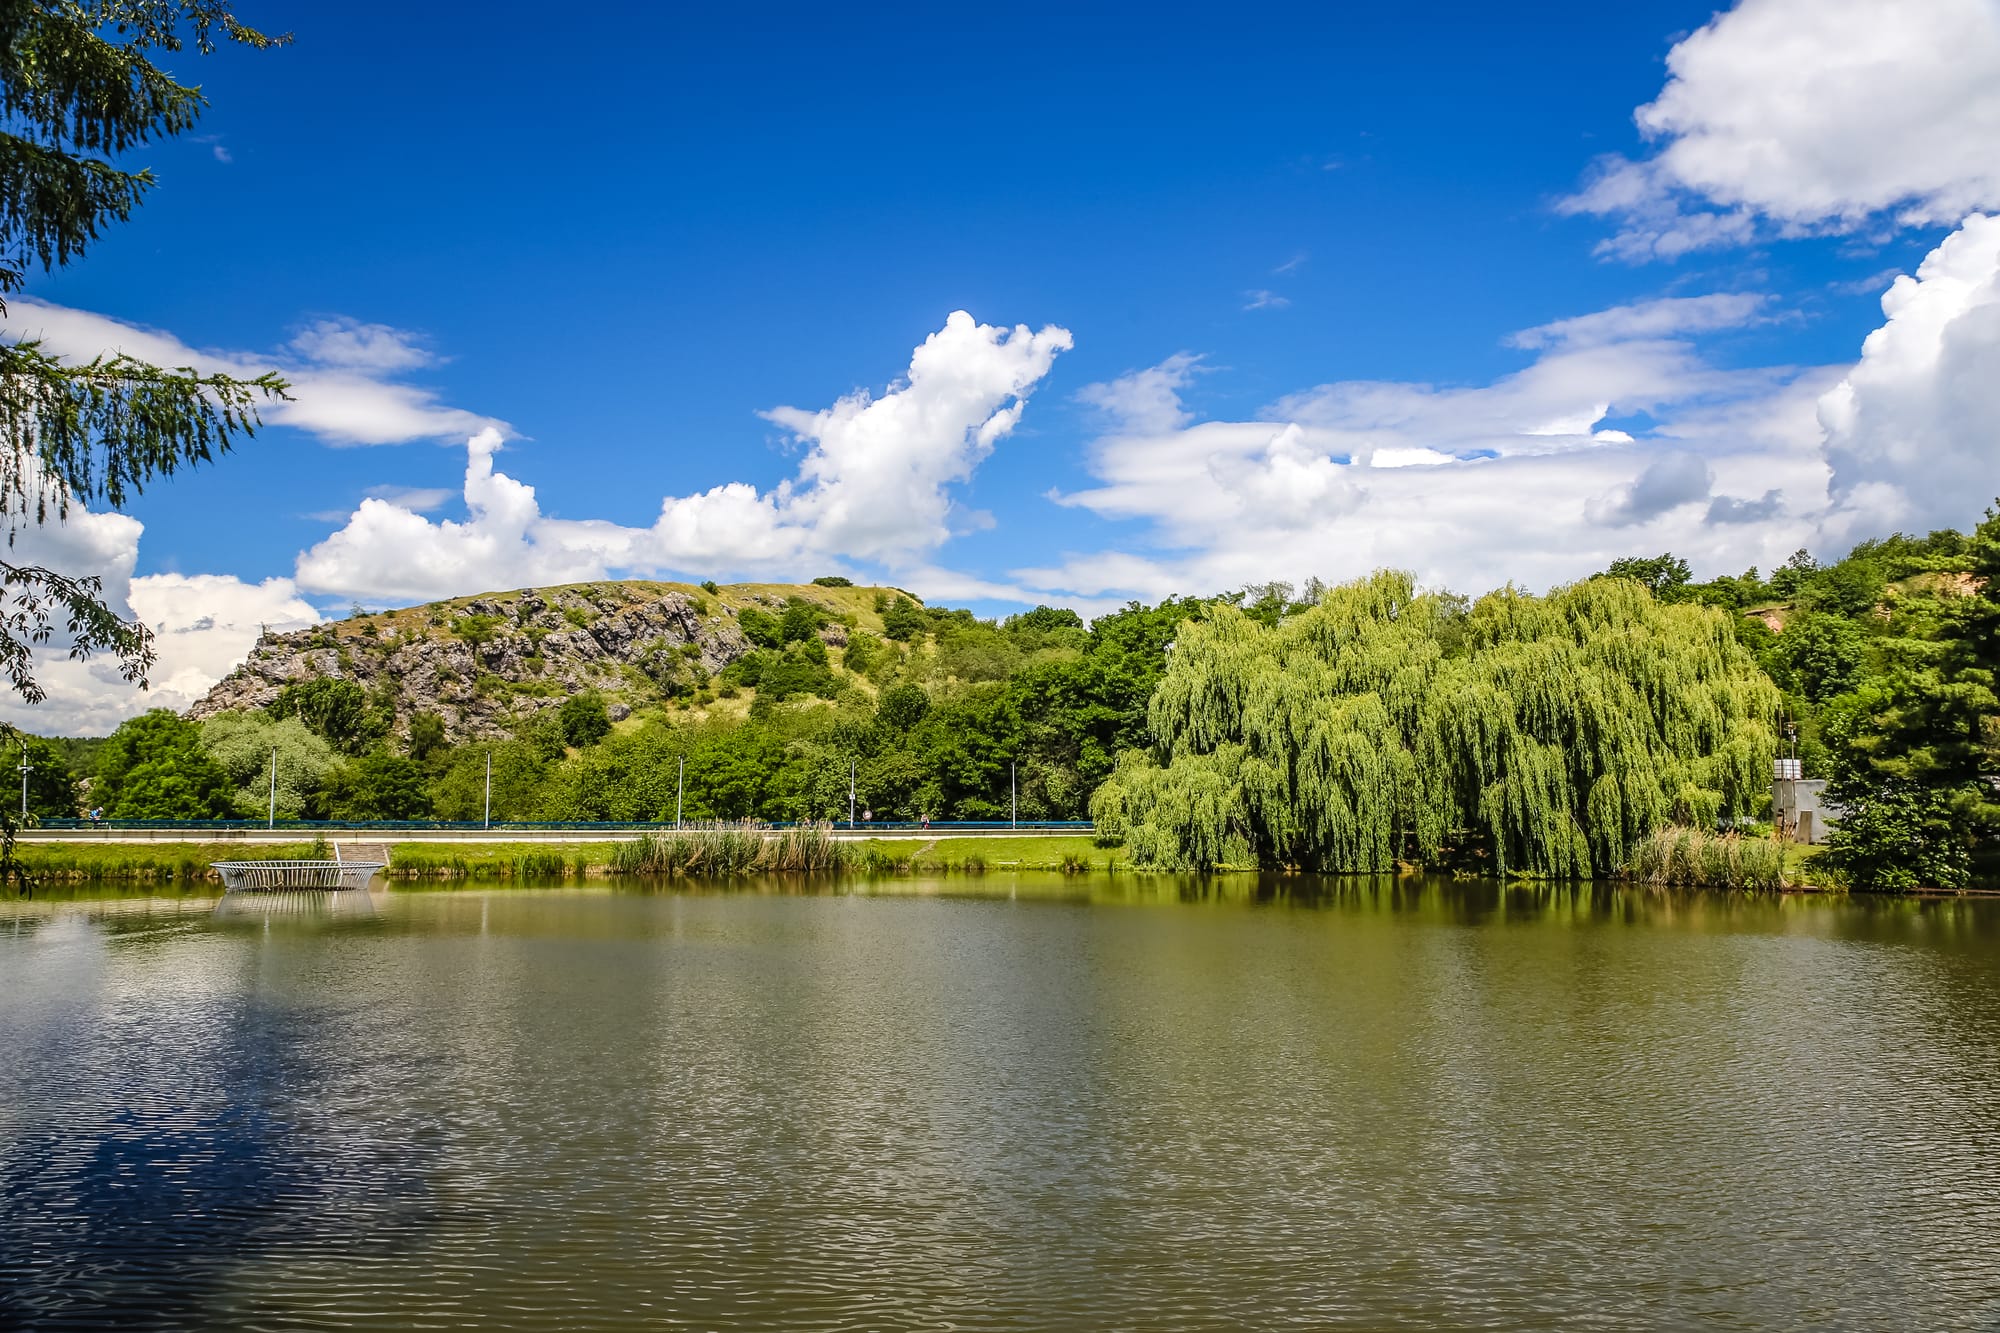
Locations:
1772;759;1841;845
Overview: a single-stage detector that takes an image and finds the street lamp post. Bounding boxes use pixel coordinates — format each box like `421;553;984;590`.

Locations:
17;750;32;818
268;748;277;829
676;755;685;828
483;752;492;830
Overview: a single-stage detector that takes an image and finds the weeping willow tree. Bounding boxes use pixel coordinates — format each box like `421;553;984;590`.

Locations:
1091;571;1781;876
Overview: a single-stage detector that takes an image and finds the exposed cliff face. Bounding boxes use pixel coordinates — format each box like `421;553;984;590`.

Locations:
189;582;758;742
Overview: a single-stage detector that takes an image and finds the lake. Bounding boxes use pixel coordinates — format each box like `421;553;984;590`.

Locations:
5;876;2000;1330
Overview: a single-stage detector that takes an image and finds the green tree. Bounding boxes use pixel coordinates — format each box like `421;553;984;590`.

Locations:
94;708;233;818
1005;605;1085;635
199;711;338;819
881;596;926;641
9;733;78;817
1093;573;1779;874
779;596;827;643
324;752;432;820
1821;502;2000;885
875;683;930;732
1602;555;1693;602
1798;559;1885;618
1822;780;1969;892
1777;613;1867;704
841;630;881;675
429;740;551;822
1768;549;1818;600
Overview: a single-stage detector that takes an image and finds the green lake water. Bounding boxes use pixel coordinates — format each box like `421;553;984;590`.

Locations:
4;876;2000;1330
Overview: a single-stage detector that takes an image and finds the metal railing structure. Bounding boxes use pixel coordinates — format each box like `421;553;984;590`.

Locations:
210;859;386;892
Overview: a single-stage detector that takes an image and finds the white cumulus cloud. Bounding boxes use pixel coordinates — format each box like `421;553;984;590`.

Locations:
294;311;1073;603
1564;0;2000;258
0;510;319;737
1817;213;2000;539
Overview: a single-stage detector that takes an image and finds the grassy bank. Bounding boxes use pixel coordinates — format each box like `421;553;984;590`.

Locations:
12;831;1119;884
846;836;1111;874
15;842;328;885
17;829;1811;889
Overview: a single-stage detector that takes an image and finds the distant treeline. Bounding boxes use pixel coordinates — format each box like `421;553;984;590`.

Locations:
22;506;1999;889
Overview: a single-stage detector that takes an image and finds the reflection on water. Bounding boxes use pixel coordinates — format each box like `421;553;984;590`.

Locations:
211;887;382;925
5;875;2000;1330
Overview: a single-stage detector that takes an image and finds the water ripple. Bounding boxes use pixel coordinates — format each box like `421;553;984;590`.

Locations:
3;881;1999;1329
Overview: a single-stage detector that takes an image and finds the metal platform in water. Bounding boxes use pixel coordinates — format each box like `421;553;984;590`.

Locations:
212;843;388;892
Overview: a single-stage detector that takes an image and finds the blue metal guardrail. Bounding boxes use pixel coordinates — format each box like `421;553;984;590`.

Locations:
35;818;1096;833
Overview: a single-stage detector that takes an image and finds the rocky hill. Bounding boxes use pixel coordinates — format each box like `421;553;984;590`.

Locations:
189;579;909;742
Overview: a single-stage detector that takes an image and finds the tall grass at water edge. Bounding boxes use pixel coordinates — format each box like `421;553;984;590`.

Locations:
609;821;844;875
1620;827;1789;890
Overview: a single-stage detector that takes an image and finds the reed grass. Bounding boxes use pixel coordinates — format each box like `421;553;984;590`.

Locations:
608;821;848;876
1620;826;1788;890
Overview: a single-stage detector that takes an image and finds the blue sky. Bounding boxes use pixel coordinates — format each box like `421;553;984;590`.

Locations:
7;0;2000;731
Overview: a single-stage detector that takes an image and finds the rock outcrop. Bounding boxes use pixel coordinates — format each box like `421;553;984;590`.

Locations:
189;583;757;742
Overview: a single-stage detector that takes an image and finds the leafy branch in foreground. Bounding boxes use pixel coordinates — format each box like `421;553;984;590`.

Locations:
0;559;154;703
1;340;289;522
0;0;290;890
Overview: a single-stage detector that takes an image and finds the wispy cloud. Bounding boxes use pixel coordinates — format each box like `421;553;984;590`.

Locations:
0;299;504;446
1242;289;1291;311
363;485;455;512
1829;267;1905;298
291;318;438;373
1506;293;1771;350
1274;253;1308;275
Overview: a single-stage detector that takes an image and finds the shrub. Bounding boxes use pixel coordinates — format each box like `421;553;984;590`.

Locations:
271;677;390;754
451;613;506;649
812;575;854;587
738;607;784;648
558;691;613;747
407;711;448;761
842;630;880;675
780;597;828;643
876;683;930;731
701;580;720;595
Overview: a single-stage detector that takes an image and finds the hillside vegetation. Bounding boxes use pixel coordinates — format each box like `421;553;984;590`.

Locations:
54;579;1197;825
